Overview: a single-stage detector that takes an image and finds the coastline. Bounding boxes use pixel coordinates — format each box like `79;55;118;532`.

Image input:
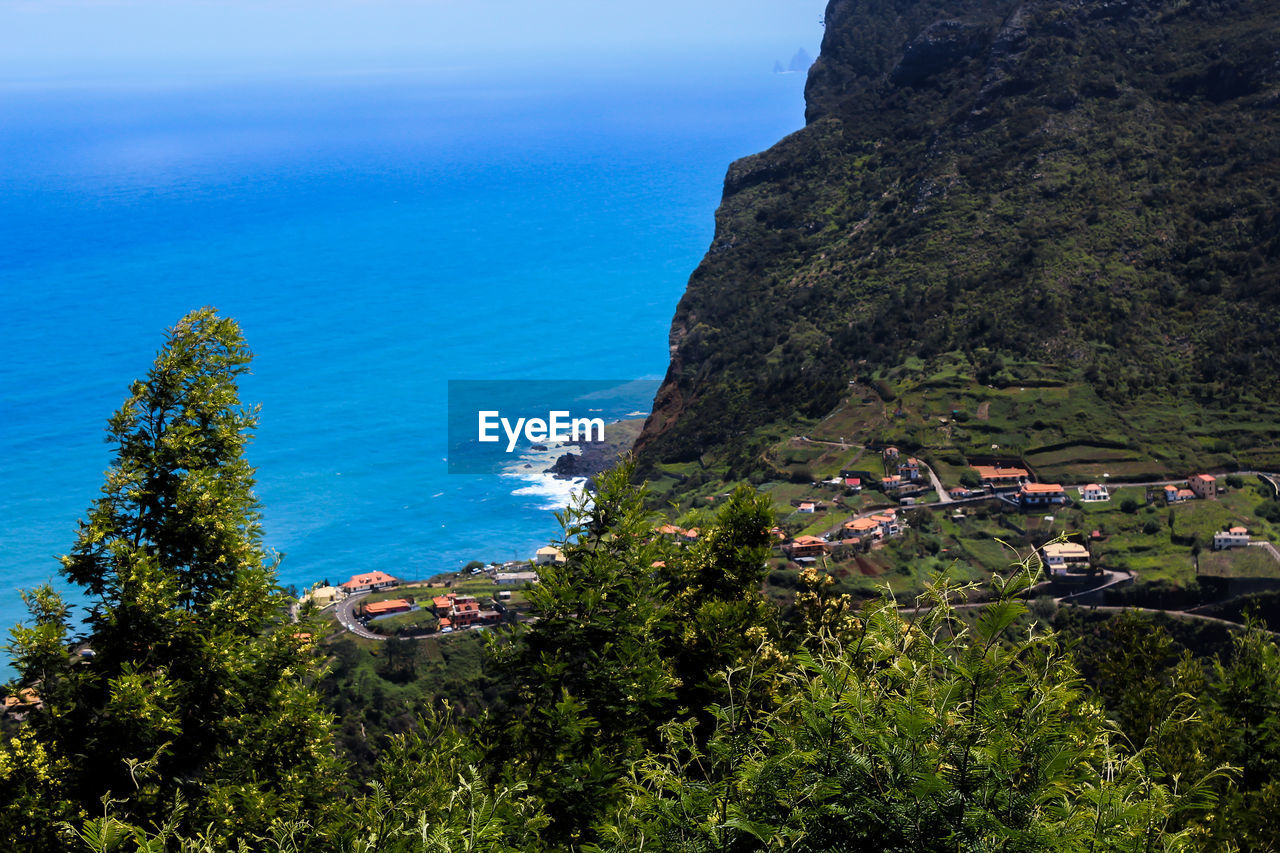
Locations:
544;417;645;481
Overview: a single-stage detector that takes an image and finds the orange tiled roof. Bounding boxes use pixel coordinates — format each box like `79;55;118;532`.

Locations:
342;571;398;589
1021;483;1064;494
973;466;1028;480
364;599;411;616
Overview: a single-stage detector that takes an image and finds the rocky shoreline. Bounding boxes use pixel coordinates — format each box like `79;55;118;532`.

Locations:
544;418;644;481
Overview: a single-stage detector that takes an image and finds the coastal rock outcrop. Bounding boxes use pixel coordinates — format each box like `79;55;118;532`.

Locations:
635;0;1280;477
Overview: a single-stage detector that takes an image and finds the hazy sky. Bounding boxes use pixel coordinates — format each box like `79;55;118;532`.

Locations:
0;0;830;80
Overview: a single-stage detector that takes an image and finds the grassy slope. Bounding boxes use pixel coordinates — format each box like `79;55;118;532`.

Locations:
636;0;1280;486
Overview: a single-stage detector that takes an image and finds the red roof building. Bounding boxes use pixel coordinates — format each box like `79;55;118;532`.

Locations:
973;466;1029;487
1188;473;1217;499
1020;483;1066;506
341;571;400;592
363;599;412;617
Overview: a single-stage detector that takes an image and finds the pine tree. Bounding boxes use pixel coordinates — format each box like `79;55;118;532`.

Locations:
1;308;341;846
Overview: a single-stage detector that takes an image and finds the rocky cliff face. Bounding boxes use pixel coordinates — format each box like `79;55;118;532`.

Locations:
636;0;1280;474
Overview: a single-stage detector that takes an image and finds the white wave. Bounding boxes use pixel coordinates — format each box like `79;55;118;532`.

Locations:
509;474;586;512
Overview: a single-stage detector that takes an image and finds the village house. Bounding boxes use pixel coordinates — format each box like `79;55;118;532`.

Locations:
341;571;400;593
881;474;904;490
656;524;700;543
495;571;539;586
785;535;830;559
843;516;882;542
1164;485;1196;503
535;546;566;565
899;458;922;481
798;501;817;514
1019;482;1067;507
301;584;345;609
1078;483;1109;502
973;465;1029;489
844;477;862;492
882;446;900;461
363;598;412;618
949;486;972;499
1189;473;1218;500
1213;526;1251;550
432;593;500;628
871;511;901;537
3;688;42;720
1041;542;1091;577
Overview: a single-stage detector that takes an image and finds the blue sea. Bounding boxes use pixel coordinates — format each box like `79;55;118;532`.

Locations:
0;60;809;668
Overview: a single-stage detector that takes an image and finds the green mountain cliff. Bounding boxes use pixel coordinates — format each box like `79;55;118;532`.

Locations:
636;0;1280;478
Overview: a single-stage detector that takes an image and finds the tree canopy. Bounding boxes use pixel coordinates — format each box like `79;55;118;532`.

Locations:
1;308;339;848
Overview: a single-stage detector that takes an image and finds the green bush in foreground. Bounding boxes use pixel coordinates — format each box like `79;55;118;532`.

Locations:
47;482;1229;851
0;311;1244;851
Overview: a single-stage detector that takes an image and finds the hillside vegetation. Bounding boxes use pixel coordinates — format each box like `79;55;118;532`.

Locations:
636;0;1280;479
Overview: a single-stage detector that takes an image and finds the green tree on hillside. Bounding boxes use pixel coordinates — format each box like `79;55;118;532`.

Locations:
484;466;782;845
0;309;340;847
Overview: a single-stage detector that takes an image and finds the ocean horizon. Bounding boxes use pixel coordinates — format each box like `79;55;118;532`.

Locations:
0;59;811;672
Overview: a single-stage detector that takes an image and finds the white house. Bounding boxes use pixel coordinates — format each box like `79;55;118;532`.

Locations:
1041;542;1091;576
1078;483;1109;502
1213;527;1250;550
535;546;566;565
496;571;540;585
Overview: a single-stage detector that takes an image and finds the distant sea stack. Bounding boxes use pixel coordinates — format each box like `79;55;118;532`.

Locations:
774;48;814;74
789;48;813;72
637;0;1280;475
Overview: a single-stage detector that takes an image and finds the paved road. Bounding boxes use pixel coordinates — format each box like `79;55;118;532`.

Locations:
330;588;505;643
333;591;385;640
1068;604;1280;637
1054;569;1131;604
1250;540;1280;566
922;461;953;504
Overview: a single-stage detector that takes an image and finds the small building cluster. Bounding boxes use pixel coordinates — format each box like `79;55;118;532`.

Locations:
1162;474;1218;504
657;524;701;542
777;508;905;563
841;509;902;546
431;593;501;631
